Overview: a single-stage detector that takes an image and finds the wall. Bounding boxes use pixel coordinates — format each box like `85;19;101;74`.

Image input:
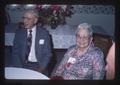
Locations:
6;5;115;37
66;14;114;37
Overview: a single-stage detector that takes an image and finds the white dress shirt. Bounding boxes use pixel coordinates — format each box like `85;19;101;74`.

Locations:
27;26;37;62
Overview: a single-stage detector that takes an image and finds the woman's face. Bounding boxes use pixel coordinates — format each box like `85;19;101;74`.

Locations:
76;28;92;49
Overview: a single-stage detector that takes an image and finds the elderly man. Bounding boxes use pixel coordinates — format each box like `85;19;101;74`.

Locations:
11;10;52;76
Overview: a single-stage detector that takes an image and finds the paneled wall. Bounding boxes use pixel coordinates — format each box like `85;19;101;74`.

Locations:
6;5;115;37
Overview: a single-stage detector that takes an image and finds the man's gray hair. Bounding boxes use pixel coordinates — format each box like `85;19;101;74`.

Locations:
75;23;93;37
25;10;39;18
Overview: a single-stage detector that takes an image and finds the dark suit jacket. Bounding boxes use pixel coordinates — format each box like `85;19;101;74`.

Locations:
12;26;52;70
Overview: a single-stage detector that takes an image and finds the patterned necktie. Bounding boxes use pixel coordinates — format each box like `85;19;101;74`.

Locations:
26;29;32;62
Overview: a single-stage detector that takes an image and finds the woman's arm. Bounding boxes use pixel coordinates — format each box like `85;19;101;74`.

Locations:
92;49;105;80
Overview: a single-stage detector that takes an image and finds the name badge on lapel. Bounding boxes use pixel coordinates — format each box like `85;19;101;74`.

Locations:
67;57;76;64
39;39;45;45
66;57;76;68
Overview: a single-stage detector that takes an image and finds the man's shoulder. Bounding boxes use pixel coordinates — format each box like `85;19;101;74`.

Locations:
15;27;25;33
37;26;48;31
37;26;49;34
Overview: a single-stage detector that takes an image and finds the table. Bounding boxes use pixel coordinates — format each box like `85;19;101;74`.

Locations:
5;67;49;80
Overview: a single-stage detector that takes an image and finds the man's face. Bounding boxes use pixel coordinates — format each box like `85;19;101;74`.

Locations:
76;28;92;49
23;12;37;29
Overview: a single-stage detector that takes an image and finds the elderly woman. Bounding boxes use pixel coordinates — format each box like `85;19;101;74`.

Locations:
51;23;105;80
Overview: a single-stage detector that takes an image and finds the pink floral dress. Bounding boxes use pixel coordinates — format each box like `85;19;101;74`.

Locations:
51;44;105;80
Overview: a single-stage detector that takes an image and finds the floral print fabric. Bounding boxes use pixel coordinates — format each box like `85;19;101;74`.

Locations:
51;44;105;80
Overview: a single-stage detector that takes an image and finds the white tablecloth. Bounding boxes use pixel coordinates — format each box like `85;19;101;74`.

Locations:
5;67;49;80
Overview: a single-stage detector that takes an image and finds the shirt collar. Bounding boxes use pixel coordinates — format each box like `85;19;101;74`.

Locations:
27;25;36;32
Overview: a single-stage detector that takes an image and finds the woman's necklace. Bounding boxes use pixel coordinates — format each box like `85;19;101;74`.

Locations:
76;47;89;57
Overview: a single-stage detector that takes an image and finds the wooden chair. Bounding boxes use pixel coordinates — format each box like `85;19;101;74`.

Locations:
93;33;112;57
